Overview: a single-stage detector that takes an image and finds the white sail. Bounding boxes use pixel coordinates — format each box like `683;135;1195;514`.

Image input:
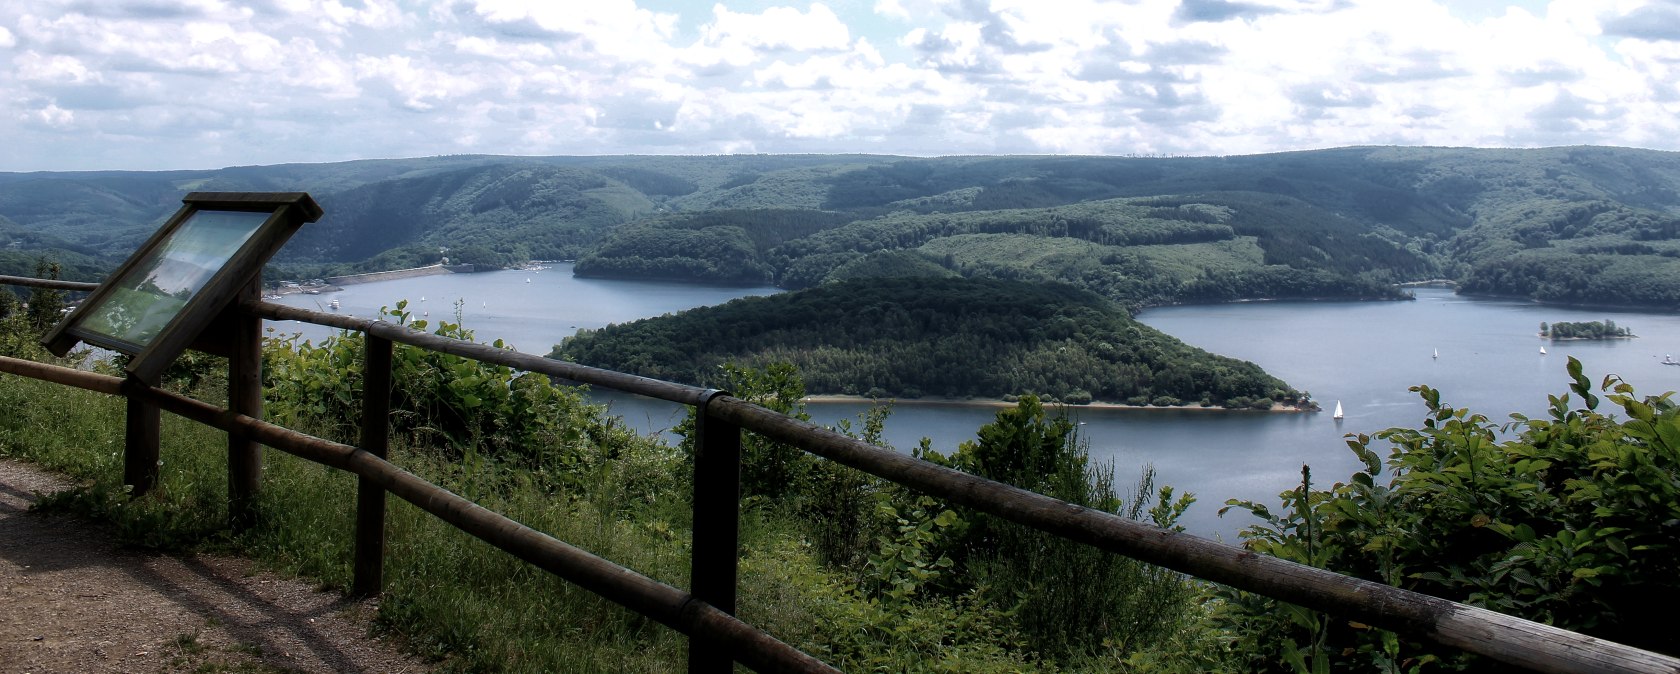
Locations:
1540;346;1547;355
1433;348;1438;359
1333;401;1344;419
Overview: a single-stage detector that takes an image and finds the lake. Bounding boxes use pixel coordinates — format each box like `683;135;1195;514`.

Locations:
273;270;1680;538
270;265;779;354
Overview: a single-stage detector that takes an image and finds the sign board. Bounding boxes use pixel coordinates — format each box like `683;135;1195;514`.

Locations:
44;192;322;384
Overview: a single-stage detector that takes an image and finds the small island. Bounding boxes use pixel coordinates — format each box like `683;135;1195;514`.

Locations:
1539;320;1635;340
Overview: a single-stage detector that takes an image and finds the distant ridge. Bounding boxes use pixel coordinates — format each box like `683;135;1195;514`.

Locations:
3;146;1677;309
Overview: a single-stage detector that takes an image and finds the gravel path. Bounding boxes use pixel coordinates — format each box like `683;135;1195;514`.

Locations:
0;459;432;673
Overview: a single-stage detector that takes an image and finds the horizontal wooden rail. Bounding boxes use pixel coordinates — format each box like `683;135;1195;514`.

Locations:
0;356;837;674
0;275;98;292
708;397;1680;674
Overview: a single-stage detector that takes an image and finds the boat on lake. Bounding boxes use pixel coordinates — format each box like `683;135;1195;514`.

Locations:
1333;401;1344;420
1540;346;1547;355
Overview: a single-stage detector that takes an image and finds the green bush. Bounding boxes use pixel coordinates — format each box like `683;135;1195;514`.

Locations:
920;395;1200;664
1219;356;1680;671
265;300;620;480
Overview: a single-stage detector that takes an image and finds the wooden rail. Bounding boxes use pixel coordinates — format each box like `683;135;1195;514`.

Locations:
2;275;1678;674
0;275;98;292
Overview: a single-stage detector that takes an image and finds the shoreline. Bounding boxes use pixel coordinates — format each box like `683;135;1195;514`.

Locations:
799;394;1318;414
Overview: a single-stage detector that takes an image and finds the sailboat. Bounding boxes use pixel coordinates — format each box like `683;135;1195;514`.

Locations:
1432;348;1438;359
1540;346;1547;355
1332;401;1344;420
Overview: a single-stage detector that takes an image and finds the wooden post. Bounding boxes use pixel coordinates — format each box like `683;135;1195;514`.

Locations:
227;278;263;530
688;389;741;674
123;394;160;496
352;335;393;597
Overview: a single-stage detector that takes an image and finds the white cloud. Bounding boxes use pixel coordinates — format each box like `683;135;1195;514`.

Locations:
0;0;1677;170
31;102;75;127
701;3;852;51
466;0;678;60
354;54;485;112
14;51;100;83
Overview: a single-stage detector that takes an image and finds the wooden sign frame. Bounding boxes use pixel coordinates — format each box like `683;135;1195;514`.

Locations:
44;192;322;384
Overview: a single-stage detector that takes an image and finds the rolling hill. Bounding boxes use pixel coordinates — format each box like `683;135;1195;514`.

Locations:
3;146;1678;308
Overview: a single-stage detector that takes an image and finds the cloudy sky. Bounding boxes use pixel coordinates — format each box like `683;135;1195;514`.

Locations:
3;0;1678;171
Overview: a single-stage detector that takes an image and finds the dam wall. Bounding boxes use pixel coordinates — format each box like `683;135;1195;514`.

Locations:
327;264;477;286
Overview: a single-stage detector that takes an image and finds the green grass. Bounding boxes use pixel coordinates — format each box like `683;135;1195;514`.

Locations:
1130;237;1268;282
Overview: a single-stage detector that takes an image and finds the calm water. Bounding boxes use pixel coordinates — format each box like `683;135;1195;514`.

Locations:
272;274;1680;538
269;264;779;354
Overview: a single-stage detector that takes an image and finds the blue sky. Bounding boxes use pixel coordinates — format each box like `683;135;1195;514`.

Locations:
2;0;1677;171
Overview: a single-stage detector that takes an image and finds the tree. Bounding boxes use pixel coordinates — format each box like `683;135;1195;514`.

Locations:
25;259;64;332
931;395;1197;661
0;287;18;319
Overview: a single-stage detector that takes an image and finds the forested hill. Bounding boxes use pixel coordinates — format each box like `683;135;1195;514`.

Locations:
550;276;1302;408
5;146;1680;308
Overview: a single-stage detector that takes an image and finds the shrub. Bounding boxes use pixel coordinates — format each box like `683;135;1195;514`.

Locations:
1219;357;1680;670
925;395;1199;663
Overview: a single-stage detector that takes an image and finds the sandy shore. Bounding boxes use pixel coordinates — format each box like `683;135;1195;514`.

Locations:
799;394;1318;413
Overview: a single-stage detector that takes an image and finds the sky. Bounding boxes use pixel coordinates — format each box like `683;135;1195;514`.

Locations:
2;0;1679;171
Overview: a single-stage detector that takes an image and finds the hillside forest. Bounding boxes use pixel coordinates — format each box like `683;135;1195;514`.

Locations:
4;146;1680;311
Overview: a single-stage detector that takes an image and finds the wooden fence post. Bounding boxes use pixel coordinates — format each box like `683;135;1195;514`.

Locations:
353;335;393;597
227;278;263;530
123;394;160;496
689;389;741;674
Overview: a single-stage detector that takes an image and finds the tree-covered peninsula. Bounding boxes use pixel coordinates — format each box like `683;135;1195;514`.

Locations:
550;276;1304;408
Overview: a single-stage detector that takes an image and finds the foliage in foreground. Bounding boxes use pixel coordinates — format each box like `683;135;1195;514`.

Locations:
1219;356;1679;671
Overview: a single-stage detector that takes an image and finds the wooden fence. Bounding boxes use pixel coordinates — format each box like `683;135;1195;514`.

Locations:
2;273;1677;674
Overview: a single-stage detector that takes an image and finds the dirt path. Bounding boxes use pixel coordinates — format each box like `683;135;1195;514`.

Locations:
0;459;432;673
